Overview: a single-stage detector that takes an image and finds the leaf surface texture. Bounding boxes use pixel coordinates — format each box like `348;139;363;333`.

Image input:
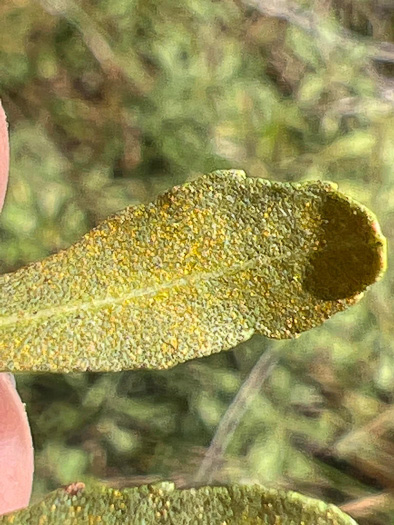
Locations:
0;482;358;524
0;170;386;372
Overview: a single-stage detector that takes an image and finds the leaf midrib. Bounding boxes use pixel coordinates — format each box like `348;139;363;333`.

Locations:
0;258;259;329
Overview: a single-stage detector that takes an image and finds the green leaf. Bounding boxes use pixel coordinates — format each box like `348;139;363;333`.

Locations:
0;170;386;372
0;481;358;524
320;131;376;162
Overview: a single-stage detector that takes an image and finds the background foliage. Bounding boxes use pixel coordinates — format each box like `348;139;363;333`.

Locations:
0;0;393;523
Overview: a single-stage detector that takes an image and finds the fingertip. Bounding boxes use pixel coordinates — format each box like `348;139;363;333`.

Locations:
0;374;34;515
0;100;10;212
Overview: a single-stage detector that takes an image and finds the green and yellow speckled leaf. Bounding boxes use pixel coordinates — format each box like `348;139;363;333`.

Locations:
0;482;358;524
0;170;386;372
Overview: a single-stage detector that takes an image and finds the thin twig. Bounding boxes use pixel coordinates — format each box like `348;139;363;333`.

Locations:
334;405;394;456
194;345;279;484
243;0;394;64
37;0;151;93
340;492;394;518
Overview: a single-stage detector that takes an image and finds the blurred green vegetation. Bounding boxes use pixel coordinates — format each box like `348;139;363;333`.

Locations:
0;0;393;523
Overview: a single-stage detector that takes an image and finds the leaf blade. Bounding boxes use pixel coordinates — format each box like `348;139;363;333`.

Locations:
0;482;359;524
0;170;386;372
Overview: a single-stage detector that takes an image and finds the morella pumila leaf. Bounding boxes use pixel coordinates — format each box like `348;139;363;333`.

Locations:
0;481;359;524
0;170;386;372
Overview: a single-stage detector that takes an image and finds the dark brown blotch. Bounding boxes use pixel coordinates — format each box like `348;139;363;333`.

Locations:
304;194;385;301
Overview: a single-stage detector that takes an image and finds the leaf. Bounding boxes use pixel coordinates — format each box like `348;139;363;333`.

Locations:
0;170;386;372
0;481;358;524
320;131;376;162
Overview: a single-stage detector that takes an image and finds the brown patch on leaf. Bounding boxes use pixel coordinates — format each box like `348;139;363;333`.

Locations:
64;482;85;496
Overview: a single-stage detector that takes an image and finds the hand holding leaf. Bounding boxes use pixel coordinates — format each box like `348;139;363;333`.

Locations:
0;101;34;515
0;109;385;524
